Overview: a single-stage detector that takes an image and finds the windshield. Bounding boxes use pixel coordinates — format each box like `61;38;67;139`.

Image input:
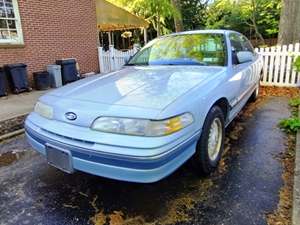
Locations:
128;33;227;66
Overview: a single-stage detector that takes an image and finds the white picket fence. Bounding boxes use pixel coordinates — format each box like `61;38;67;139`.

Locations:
98;45;138;74
98;43;300;87
256;43;300;87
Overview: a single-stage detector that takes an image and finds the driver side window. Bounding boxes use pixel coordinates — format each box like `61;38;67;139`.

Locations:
241;35;254;53
230;33;243;65
229;33;254;65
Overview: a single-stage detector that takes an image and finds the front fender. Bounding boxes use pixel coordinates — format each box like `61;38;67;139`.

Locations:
158;70;230;133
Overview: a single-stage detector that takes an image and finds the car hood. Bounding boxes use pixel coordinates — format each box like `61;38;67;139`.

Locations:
48;66;226;110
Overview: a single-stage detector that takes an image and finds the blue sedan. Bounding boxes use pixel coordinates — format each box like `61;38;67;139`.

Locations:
25;30;263;183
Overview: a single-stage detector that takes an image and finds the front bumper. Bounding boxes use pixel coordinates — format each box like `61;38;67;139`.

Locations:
25;116;200;183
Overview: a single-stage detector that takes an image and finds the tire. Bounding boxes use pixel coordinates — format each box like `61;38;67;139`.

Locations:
249;83;260;102
191;106;225;175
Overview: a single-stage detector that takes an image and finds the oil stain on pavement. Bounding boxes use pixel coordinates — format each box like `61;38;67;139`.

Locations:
0;96;290;225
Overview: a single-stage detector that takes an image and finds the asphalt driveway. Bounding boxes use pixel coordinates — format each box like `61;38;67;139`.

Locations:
0;96;290;225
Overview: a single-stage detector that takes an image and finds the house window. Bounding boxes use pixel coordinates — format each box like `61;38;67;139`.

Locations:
0;0;23;44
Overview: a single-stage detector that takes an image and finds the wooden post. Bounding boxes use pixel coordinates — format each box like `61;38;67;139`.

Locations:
280;45;288;85
143;28;148;44
97;31;100;47
109;45;115;71
98;47;104;74
273;45;282;84
108;32;112;46
293;43;300;85
285;44;294;85
262;47;269;85
122;37;125;49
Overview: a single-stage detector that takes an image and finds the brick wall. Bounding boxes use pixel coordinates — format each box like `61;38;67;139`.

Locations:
0;0;99;85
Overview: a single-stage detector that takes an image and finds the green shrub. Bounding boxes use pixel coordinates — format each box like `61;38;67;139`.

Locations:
279;98;300;133
279;117;300;133
294;56;300;72
289;98;300;107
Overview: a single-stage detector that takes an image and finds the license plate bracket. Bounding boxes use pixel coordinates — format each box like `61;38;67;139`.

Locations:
46;144;74;173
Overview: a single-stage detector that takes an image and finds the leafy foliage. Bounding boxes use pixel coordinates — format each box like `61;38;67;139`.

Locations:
108;0;177;36
289;98;300;107
279;97;300;133
256;0;281;37
206;0;281;40
294;56;300;72
180;0;209;30
206;0;246;31
107;0;281;42
279;118;300;133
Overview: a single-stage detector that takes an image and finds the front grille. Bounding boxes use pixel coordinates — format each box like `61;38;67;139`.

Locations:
41;129;95;146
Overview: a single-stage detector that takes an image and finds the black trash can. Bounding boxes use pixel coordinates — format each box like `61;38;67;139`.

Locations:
56;59;79;85
4;63;31;94
33;71;51;90
0;67;8;97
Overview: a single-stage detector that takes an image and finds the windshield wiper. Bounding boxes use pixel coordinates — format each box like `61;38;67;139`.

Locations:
126;63;148;66
163;62;208;66
149;58;209;66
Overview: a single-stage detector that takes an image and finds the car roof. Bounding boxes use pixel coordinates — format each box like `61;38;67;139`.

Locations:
166;29;238;37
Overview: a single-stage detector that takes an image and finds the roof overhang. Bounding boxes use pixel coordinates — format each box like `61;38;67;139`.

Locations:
96;0;150;32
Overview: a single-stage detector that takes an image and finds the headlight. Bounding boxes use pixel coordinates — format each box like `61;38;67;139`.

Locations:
34;101;53;119
91;113;194;136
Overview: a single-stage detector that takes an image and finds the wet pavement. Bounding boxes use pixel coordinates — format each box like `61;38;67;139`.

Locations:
0;96;290;225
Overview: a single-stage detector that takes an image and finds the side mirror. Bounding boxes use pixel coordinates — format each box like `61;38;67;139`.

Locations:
124;55;133;65
236;51;254;64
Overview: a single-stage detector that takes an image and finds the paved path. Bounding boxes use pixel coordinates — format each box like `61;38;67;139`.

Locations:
0;90;48;122
293;107;300;225
0;96;290;225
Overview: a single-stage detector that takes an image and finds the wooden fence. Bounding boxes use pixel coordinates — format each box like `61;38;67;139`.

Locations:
98;45;138;74
256;43;300;87
98;43;300;87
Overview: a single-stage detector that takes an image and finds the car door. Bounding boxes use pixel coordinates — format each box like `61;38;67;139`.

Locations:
229;33;256;106
240;35;261;92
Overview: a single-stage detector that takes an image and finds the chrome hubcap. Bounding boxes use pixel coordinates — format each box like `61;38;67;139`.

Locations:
208;118;222;161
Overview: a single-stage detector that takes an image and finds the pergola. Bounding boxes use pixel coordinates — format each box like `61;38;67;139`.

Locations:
96;0;150;45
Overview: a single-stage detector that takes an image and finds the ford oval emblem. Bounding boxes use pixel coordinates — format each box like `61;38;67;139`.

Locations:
65;112;77;121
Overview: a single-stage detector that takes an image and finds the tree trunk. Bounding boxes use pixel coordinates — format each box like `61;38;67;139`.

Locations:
293;0;300;43
251;0;265;45
171;0;184;32
278;0;300;45
157;12;161;37
252;22;265;45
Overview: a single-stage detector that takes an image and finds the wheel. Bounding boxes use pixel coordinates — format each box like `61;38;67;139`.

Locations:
191;106;225;175
250;83;260;102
